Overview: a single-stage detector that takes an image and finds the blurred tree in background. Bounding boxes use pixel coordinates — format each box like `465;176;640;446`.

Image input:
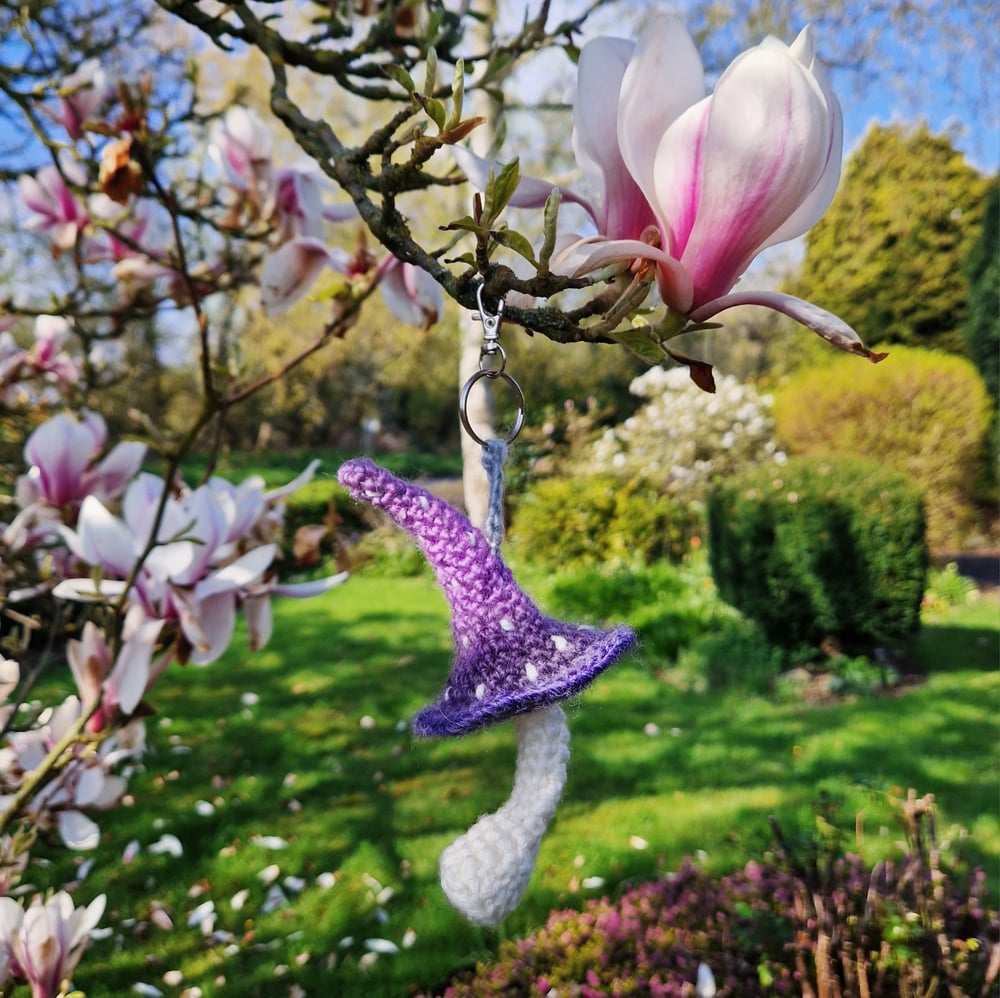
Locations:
963;177;1000;402
791;124;992;355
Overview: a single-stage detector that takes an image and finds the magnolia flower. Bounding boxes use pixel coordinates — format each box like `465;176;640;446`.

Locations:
259;238;349;316
377;256;444;329
67;608;166;732
0;890;106;997
27;316;81;387
87;195;159;262
18;409;145;510
52;58;109;141
57;465;347;664
0;697;134;850
0;317;81;408
209;106;276;215
272;167;358;245
19;160;90;254
455;18;883;361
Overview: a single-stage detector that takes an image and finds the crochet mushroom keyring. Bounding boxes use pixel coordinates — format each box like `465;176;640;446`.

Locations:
338;284;636;927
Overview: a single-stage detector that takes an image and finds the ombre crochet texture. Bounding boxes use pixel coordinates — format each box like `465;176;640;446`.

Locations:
337;459;636;737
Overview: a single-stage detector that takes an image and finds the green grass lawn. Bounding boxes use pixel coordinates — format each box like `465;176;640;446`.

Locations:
31;571;999;998
161;449;463;489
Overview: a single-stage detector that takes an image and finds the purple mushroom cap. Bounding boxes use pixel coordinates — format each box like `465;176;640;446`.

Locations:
338;459;636;736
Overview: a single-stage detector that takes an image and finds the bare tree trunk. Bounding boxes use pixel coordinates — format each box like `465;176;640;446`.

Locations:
459;334;494;528
458;3;499;529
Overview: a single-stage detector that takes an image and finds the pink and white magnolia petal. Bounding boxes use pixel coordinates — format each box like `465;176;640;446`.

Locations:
0;896;24;948
259;238;337;316
671;37;834;305
122;472;174;546
14;467;42;508
111;255;175;292
195;543;276;600
0;657;19;704
70;495;137;577
52;577;128;602
68;892;106;952
265;459;321;504
690;290;888;361
59;58;107;139
209;107;273;191
756;28;843;252
322;201;359;223
270;570;349;598
177;589;238;665
165;486;228;585
32;314;72;358
208;475;267;545
616;17;704;225
274;168;326;242
242;592;273;652
17;170;59;219
452;145;595;219
652;97;712;258
553;235;694;314
110;609;165;715
573;35;650;237
379;260;444;328
66;622;110;711
90;773;126;808
85;440;146;503
74;764;107;808
24;411;104;507
57;809;101;850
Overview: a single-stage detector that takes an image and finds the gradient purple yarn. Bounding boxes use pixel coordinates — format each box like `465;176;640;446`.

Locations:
337;458;636;736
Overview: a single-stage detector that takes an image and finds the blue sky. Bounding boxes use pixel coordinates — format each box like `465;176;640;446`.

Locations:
826;8;999;171
504;1;998;174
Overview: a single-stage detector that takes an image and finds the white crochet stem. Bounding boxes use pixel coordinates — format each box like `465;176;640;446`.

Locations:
438;705;570;927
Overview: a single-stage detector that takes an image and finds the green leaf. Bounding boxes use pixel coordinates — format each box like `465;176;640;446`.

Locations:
383;65;415;94
415;93;447;130
425;9;443;46
538;187;562;273
492;228;537;267
440;216;483;234
423;46;438;97
444;251;477;266
611;327;667;366
445;58;465;130
482;158;520;226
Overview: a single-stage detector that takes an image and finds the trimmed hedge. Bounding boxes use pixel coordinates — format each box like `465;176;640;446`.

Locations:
508;474;702;570
707;456;927;653
773;346;992;549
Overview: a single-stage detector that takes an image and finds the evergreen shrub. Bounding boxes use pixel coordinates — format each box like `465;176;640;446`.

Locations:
707;456;927;652
508;474;701;570
543;561;721;661
773;346;992;549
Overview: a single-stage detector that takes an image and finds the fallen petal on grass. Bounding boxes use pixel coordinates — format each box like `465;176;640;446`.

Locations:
258;863;281;884
251;834;289;850
365;937;399;954
148;834;183;857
